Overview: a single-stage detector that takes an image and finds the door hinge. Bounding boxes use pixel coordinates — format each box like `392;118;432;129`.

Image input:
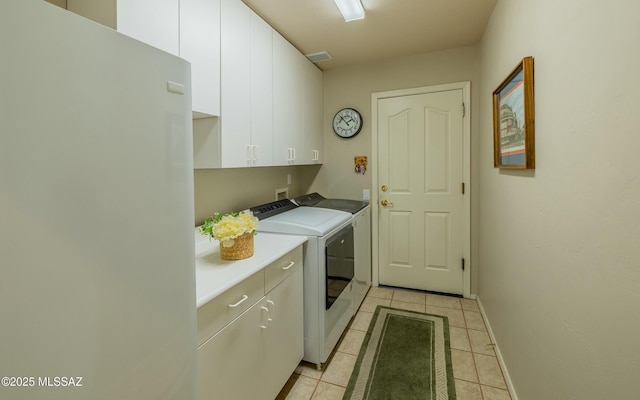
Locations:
461;102;466;118
462;258;465;271
462;182;465;194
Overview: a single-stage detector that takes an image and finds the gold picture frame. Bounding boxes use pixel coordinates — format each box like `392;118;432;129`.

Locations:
493;56;535;169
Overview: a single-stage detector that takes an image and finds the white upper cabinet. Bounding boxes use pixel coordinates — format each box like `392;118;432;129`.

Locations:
117;0;179;55
249;13;274;166
273;31;323;166
68;0;321;169
302;60;323;164
217;0;273;168
272;31;305;166
180;0;220;118
67;0;220;118
219;0;252;167
67;0;179;55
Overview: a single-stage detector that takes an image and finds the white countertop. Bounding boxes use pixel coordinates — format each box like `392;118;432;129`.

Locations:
194;228;307;308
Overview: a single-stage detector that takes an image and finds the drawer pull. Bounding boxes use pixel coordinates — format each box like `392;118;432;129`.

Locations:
228;295;249;308
282;261;295;270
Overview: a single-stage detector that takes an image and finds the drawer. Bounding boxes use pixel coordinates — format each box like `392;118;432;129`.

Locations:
265;246;303;293
197;270;264;347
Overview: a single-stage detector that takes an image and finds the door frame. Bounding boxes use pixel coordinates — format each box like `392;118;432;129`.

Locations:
371;82;471;298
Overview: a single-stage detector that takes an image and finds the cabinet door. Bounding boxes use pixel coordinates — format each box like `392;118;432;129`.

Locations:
197;268;304;400
302;60;323;164
180;0;220;117
263;267;304;400
273;31;304;165
198;299;267;400
250;13;273;166
220;0;252;167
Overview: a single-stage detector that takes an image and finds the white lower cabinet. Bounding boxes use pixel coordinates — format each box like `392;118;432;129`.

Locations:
353;207;372;313
198;294;265;400
197;248;303;400
262;266;304;397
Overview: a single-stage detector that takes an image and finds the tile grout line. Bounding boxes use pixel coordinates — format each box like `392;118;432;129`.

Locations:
303;289;507;400
469;350;487;400
475;296;518;400
462;311;500;400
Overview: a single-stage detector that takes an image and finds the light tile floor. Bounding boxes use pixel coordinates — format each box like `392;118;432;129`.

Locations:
276;286;512;400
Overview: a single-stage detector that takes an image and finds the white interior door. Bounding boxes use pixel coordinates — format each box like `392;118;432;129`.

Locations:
377;89;465;295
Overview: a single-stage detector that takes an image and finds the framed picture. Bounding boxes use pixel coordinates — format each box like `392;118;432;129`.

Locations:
493;56;535;169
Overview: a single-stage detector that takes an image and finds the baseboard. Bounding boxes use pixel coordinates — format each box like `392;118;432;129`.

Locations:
475;296;519;400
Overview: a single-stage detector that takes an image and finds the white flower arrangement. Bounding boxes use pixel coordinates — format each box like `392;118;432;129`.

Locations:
199;211;259;248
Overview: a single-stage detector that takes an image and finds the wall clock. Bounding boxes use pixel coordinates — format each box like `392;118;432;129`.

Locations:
332;108;363;138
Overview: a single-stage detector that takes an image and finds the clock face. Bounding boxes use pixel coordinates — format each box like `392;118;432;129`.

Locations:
333;108;363;138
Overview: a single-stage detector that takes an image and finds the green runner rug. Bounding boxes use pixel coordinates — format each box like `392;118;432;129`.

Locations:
343;306;456;400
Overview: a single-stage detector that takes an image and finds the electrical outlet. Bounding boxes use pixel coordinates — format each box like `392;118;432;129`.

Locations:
363;189;370;200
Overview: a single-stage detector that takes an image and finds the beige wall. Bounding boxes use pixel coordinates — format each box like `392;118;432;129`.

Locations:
477;0;640;398
312;46;481;292
194;165;320;225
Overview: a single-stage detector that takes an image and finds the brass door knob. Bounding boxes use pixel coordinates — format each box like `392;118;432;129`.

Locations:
380;199;393;207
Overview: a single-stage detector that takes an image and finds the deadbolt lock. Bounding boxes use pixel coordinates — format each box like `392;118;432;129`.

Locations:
381;185;388;192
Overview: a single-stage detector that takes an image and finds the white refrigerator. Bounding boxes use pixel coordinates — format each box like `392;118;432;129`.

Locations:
0;1;197;399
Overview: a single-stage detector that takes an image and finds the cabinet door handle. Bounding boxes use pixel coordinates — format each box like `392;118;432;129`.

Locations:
228;294;248;308
282;261;295;270
246;145;252;165
266;300;275;321
259;306;269;329
287;147;296;164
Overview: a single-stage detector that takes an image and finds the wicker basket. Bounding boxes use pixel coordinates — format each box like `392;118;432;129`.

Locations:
219;232;254;260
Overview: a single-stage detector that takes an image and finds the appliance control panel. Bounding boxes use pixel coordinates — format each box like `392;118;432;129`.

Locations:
250;199;297;220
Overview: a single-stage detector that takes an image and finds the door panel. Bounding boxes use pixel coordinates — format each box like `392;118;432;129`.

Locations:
425;212;448;269
389;211;411;265
389;110;411;192
378;89;464;294
425;108;449;192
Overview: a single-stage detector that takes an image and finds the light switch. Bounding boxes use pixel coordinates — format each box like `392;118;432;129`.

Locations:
363;189;370;200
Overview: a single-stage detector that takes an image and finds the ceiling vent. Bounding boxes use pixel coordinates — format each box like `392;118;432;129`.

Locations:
305;51;333;63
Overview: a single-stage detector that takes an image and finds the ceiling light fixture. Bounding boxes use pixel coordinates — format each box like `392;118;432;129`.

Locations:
333;0;365;22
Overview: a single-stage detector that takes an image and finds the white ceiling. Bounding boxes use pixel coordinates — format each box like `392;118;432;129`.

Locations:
242;0;498;70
